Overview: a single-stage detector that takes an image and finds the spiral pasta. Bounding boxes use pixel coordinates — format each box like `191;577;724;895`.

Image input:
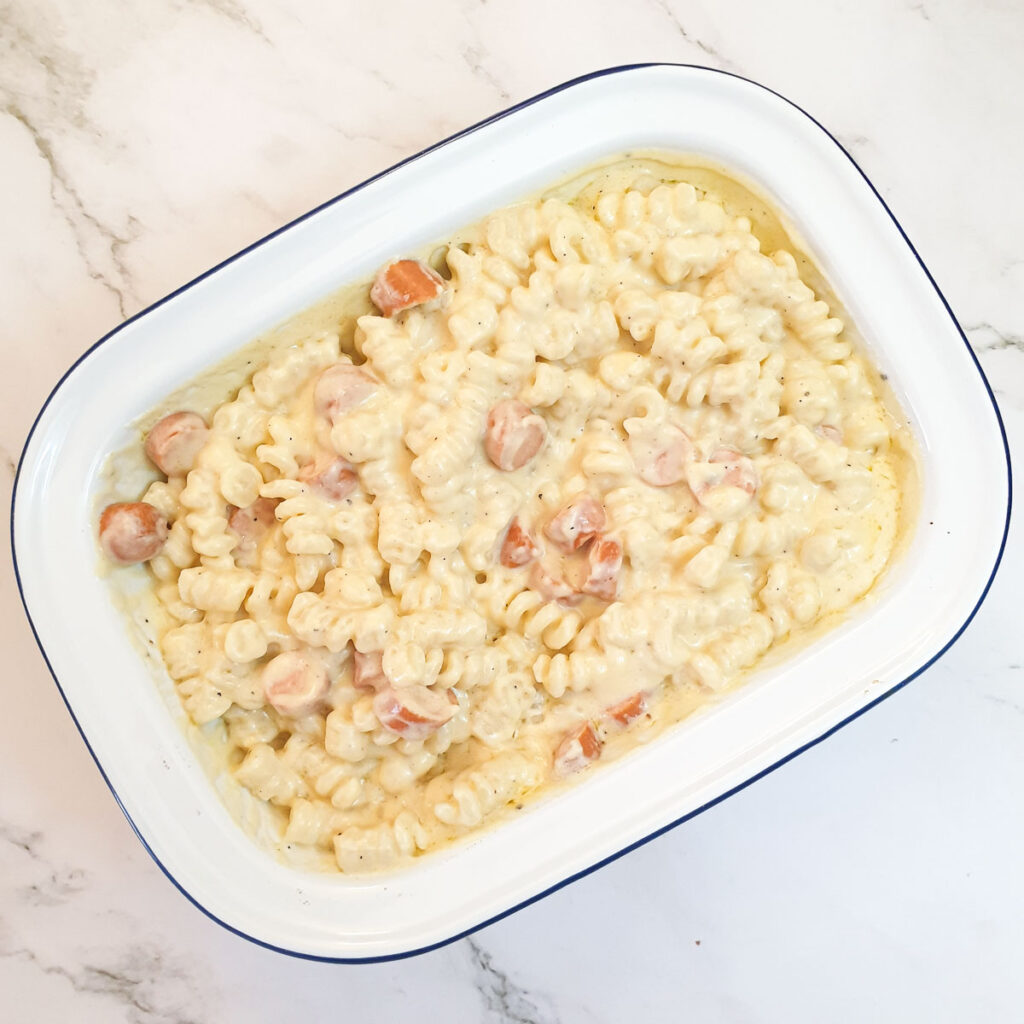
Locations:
103;156;914;876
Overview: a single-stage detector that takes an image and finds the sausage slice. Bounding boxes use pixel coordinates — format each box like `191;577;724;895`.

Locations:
262;651;330;717
553;721;602;776
580;536;623;601
144;412;208;477
370;259;445;317
99;502;169;565
373;685;456;741
484;400;547;471
500;518;540;568
314;364;375;423
545;494;606;553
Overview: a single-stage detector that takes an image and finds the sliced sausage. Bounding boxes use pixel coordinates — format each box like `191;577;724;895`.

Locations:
553;721;602;776
262;650;330;717
314;364;375;423
499;517;540;568
686;448;759;518
529;561;582;606
484;400;547;471
99;502;169;565
370;259;445;317
373;685;456;741
144;412;209;477
352;650;387;692
545;494;606;553
299;456;358;501
228;497;279;543
580;536;623;601
629;424;695;487
228;498;280;566
707;447;758;494
605;691;648;727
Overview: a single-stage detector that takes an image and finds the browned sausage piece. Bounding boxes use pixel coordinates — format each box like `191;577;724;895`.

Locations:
144;412;209;477
484;400;547;471
629;425;695;487
370;259;445;317
372;685;456;741
299;457;358;501
580;536;623;601
352;650;387;692
314;364;376;423
499;517;540;568
707;447;758;495
228;497;280;544
262;650;330;717
544;494;606;553
605;691;648;727
99;502;169;565
553;721;602;776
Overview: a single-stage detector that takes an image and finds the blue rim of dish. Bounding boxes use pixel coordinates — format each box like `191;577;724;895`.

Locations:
10;62;1013;964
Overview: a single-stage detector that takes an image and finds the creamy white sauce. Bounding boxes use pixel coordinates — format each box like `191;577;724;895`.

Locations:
99;153;918;874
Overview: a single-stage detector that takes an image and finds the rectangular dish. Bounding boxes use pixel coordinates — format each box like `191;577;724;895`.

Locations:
12;63;1010;961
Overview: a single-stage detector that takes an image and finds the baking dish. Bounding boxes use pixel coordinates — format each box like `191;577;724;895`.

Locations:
11;64;1010;961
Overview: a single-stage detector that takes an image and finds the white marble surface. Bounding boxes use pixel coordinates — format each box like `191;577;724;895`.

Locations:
2;0;1022;1019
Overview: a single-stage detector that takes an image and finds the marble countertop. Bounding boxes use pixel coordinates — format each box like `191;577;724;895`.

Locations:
2;0;1022;1020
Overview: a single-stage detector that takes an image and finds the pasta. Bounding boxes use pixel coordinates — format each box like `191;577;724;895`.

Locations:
98;156;916;874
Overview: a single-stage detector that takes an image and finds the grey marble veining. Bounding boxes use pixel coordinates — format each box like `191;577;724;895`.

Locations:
2;0;1022;1020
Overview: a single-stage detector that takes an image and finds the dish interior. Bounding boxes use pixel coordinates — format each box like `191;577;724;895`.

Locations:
96;151;920;878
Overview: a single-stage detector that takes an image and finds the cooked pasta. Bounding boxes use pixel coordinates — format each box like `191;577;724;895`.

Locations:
98;156;916;874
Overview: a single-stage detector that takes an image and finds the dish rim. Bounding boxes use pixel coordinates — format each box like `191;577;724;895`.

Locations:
10;62;1012;963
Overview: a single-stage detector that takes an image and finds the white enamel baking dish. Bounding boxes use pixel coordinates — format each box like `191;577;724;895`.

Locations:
12;64;1010;961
